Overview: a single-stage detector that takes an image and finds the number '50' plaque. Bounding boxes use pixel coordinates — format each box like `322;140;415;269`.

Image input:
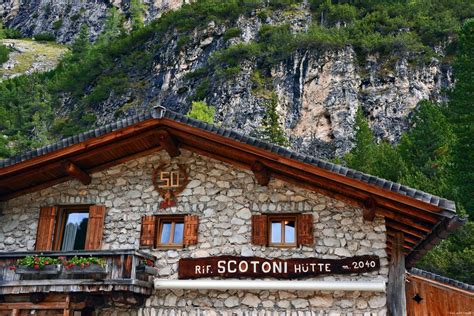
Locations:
153;163;189;208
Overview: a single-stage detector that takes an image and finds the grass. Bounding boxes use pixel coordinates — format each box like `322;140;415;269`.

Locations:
0;39;66;77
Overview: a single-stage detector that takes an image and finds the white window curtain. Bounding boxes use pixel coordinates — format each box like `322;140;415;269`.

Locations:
62;222;78;251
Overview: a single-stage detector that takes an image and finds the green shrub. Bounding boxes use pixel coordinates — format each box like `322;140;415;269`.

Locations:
187;101;215;124
71;13;81;22
53;19;63;30
0;44;9;64
223;27;242;41
194;79;210;101
4;28;22;39
268;0;302;10
177;35;190;49
34;32;56;41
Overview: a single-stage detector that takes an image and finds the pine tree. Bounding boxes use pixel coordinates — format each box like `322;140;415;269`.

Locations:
398;101;456;200
447;19;474;216
71;24;90;58
344;107;377;174
261;94;289;147
130;0;145;30
98;8;125;46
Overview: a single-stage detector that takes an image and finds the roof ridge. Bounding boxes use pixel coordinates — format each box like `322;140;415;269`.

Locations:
409;268;474;292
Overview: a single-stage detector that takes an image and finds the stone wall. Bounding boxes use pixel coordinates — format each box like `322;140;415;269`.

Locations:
0;149;388;315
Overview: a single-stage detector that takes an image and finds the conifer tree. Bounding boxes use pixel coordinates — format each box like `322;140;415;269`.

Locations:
398;101;456;200
344;108;376;174
130;0;145;30
261;94;289;147
447;19;474;217
98;7;125;46
71;24;90;57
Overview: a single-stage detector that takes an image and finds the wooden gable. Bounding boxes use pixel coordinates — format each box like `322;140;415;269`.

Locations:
0;109;463;265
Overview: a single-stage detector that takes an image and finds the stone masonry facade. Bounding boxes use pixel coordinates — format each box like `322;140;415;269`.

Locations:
0;150;388;315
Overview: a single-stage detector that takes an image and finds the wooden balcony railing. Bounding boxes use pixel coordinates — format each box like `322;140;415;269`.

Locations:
0;249;157;297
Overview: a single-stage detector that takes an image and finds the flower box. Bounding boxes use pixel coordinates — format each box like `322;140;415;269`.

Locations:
136;264;159;276
15;264;61;275
64;263;108;275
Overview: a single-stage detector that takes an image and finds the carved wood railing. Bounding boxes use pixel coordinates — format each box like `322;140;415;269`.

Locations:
0;249;157;296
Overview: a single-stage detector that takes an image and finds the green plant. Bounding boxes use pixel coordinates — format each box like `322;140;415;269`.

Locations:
223;27;242;41
34;32;56;41
53;19;63;30
71;13;81;22
0;44;9;64
194;79;210;101
12;256;60;270
177;35;190;50
187;101;215;124
62;256;106;270
140;259;154;266
130;0;145;30
260;94;289;146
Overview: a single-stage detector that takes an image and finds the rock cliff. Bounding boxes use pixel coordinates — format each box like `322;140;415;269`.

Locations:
0;0;189;43
91;18;451;158
0;1;453;159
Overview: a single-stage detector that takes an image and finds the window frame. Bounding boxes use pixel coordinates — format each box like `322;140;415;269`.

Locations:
156;215;185;249
267;214;298;248
53;204;92;251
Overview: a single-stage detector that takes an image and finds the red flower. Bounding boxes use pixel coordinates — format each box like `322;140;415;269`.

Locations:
9;266;16;271
45;261;49;265
34;257;40;262
34;264;40;270
81;263;85;269
86;262;90;267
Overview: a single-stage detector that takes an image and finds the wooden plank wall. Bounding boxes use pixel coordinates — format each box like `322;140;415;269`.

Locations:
406;274;474;315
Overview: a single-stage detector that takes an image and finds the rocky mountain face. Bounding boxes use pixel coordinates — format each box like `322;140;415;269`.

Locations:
1;1;453;159
0;0;189;43
90;17;451;159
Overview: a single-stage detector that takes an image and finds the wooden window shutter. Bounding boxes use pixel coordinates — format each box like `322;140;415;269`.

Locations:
297;214;314;246
251;214;268;246
140;216;157;247
183;215;199;246
85;205;106;250
35;206;58;251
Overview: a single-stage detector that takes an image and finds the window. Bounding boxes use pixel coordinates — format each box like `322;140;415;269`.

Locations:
269;215;297;247
35;205;106;251
252;213;313;247
54;207;90;251
157;216;185;248
140;215;199;248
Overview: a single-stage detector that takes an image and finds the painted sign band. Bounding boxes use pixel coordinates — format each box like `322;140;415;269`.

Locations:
178;255;380;279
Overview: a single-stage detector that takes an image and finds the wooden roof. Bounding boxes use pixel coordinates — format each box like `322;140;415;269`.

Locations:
0;106;465;267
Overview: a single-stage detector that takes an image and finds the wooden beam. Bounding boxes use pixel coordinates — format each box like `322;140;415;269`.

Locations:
0;302;68;310
63;161;91;185
89;145;162;174
387;232;407;316
385;219;426;239
377;209;433;233
387;229;418;245
156;129;180;157
0;119;161;177
363;198;377;221
161;118;449;214
0;176;71;202
251;161;270;186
